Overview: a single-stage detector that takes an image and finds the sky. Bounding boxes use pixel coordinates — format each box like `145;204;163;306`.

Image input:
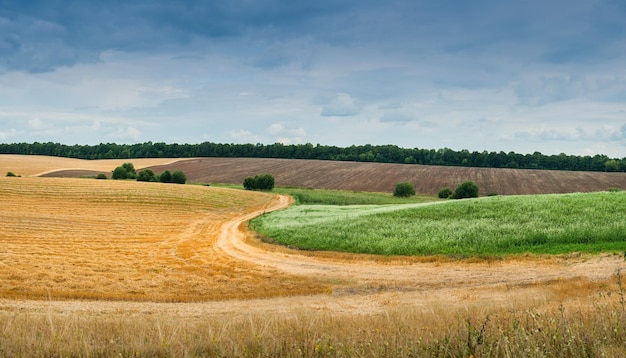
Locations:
1;0;625;157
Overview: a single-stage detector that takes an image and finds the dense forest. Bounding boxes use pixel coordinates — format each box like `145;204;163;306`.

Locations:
0;141;624;172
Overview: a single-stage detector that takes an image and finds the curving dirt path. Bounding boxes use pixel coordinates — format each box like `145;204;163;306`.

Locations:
218;194;625;291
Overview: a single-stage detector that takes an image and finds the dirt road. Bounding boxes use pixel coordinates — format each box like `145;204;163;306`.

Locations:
221;194;625;289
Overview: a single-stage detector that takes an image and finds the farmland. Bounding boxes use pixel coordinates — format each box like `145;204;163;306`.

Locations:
251;191;626;256
1;154;626;356
43;156;626;195
0;154;178;177
0;177;325;301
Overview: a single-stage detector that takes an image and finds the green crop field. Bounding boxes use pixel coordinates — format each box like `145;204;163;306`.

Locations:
274;187;437;205
251;191;626;257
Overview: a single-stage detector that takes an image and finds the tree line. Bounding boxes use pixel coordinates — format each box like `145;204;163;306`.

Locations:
1;141;624;172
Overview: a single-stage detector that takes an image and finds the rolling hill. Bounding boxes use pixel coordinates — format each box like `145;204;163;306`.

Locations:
38;157;626;196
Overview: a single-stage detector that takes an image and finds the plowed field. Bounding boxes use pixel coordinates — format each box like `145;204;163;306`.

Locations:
40;156;626;195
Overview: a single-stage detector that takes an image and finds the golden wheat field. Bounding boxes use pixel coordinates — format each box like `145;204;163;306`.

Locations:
0;176;325;301
1;155;626;357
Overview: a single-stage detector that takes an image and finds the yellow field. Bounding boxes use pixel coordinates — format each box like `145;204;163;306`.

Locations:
0;154;179;177
0;177;324;301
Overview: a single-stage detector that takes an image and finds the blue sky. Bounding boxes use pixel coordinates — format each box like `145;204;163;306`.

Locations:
1;0;625;157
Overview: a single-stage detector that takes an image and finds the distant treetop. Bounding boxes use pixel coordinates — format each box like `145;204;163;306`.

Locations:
0;141;623;173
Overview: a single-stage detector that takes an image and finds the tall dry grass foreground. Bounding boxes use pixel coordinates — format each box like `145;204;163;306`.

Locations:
1;275;625;357
0;177;325;301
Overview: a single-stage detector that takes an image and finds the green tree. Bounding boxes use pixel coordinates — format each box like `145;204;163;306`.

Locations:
6;171;17;177
136;169;156;182
243;174;275;191
112;166;129;180
605;159;621;172
121;163;136;179
438;187;452;199
256;174;275;190
393;182;415;197
243;176;256;190
159;170;172;183
112;163;136;180
95;173;107;180
452;180;479;199
171;170;187;184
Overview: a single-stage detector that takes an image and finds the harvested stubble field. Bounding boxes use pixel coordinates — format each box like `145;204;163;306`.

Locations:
2;155;626;356
0;176;324;301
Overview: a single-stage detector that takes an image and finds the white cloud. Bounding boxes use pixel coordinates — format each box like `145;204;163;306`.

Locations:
110;126;141;142
0;128;16;140
320;93;362;117
267;123;284;135
28;118;48;130
266;123;306;144
227;129;260;143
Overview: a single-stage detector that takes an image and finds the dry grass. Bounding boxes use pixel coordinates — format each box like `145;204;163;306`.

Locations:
0;177;325;301
0;275;624;357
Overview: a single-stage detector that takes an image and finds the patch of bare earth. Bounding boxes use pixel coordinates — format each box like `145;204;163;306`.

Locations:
143;157;626;195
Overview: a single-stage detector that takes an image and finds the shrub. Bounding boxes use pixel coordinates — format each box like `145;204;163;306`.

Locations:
171;170;187;184
438;187;452;199
159;170;172;183
112;163;137;180
121;163;136;176
6;172;17;177
95;173;107;180
243;174;275;191
136;169;156;182
257;174;274;190
243;176;255;190
452;180;479;199
112;166;129;180
393;182;415;197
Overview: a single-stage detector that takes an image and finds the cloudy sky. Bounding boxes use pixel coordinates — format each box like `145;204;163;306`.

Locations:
1;1;625;156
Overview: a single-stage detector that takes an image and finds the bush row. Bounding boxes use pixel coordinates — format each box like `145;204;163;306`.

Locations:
110;163;187;184
394;180;480;199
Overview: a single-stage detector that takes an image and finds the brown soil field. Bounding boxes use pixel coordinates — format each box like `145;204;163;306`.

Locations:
1;155;626;355
41;156;626;195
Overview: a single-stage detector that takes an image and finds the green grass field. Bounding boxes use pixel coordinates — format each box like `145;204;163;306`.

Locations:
211;184;438;205
251;191;626;257
274;187;437;205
